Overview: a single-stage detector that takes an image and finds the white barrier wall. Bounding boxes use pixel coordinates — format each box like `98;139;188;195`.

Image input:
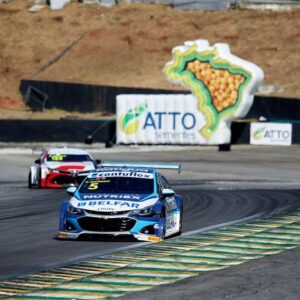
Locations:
117;94;232;145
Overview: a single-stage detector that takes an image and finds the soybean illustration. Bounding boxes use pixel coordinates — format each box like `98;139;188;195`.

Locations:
186;60;245;112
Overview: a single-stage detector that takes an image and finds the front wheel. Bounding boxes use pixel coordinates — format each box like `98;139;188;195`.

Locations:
28;172;33;189
37;168;42;188
159;207;166;240
178;211;183;235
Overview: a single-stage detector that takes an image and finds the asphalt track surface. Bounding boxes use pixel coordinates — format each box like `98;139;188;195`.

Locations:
0;145;300;298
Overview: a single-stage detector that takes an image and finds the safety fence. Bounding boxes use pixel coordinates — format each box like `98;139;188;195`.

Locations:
20;80;300;120
15;79;300;145
131;0;300;10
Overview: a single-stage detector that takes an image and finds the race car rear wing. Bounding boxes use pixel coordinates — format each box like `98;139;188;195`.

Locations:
101;162;181;173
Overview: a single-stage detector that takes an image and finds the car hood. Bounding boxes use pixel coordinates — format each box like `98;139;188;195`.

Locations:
70;193;157;212
44;161;95;171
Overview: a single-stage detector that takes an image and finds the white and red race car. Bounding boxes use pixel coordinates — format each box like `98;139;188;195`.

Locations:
28;148;100;188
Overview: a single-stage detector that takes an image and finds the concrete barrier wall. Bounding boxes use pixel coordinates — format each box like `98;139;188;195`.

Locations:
0;119;115;143
1;119;300;144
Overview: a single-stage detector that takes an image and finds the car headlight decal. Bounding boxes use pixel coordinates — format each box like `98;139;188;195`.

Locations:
139;207;152;216
67;204;83;215
41;167;50;177
131;206;156;217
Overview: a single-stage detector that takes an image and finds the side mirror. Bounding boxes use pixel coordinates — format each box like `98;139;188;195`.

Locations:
34;159;41;164
95;159;101;165
66;186;77;196
162;188;175;197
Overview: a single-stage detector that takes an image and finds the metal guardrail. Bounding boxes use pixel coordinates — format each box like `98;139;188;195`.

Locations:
131;0;300;10
238;0;300;10
132;0;233;10
239;0;300;4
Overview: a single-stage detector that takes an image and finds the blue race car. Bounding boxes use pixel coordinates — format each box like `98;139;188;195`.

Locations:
58;162;183;242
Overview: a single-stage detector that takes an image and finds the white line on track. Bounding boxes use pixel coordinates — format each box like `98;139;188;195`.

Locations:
0;143;255;154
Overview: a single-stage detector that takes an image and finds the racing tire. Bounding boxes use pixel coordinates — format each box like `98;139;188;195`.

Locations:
161;224;166;240
160;207;166;240
28;172;33;189
37;168;42;189
178;211;183;236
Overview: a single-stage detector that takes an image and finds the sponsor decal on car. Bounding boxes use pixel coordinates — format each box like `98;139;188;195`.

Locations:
94;171;153;179
147;236;162;242
81;194;143;200
165;197;177;211
166;217;177;230
78;200;140;209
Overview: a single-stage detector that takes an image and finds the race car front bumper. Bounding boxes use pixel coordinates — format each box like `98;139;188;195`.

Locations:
57;230;162;242
59;206;165;242
41;172;87;188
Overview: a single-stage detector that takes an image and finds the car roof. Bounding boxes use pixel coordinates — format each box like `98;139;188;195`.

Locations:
46;148;91;155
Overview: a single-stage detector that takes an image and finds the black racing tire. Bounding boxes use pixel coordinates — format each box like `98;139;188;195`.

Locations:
160;207;166;240
161;224;166;240
28;172;33;189
37;168;42;189
178;210;183;236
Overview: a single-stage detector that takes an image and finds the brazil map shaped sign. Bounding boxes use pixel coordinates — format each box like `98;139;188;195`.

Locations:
164;39;264;143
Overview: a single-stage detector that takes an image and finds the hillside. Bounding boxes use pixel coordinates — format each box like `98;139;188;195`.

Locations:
0;0;299;118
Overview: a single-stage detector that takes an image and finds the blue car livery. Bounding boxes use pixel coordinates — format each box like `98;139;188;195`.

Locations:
58;162;183;242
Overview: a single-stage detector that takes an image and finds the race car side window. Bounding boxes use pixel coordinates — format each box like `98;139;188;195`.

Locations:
156;181;162;195
161;174;171;189
156;173;164;195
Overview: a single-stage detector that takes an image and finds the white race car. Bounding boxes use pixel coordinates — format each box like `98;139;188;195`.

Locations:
28;148;100;188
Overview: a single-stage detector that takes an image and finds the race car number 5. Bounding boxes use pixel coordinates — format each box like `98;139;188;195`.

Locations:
88;182;99;190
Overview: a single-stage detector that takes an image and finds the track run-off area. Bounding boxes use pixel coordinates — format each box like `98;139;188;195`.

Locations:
0;145;300;299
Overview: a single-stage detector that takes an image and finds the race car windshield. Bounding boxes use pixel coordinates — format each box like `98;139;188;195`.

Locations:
46;154;92;162
79;177;154;194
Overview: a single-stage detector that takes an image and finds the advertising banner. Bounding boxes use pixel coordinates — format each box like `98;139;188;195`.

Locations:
117;39;264;145
117;94;212;144
250;122;292;146
163;40;264;144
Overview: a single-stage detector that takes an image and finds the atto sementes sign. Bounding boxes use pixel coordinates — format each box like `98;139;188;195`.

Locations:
117;94;230;145
117;39;264;145
250;122;292;146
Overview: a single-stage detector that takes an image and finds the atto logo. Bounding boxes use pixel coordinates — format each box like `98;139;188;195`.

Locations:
118;103;147;135
253;127;266;140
